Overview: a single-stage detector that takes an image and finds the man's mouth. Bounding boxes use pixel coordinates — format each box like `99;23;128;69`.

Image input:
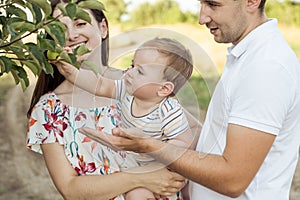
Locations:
210;28;218;35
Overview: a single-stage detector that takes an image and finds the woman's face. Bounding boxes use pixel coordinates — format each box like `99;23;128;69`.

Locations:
52;7;107;52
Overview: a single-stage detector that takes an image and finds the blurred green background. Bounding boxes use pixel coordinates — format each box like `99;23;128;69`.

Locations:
0;1;299;199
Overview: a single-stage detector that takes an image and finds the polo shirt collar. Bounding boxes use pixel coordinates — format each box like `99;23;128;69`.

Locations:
228;18;278;58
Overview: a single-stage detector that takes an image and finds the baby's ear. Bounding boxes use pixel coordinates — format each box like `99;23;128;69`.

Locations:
158;82;174;97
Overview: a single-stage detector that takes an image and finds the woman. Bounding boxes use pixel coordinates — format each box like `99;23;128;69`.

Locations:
26;1;185;199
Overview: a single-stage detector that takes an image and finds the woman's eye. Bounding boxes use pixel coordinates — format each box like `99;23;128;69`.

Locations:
77;22;87;27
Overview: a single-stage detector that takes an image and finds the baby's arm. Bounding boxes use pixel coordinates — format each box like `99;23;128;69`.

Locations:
56;61;117;99
167;129;194;149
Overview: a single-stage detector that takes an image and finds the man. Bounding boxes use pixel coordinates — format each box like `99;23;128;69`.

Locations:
81;0;300;199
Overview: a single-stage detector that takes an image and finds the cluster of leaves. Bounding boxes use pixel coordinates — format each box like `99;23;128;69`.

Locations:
129;0;185;27
121;0;199;29
266;0;300;27
101;0;127;24
0;0;104;90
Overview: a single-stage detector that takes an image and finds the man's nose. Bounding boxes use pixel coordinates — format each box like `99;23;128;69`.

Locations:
198;4;211;25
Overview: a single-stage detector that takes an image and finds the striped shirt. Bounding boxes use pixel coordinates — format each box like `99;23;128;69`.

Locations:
115;80;189;142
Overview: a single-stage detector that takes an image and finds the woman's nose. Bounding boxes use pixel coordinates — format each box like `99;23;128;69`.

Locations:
67;27;79;41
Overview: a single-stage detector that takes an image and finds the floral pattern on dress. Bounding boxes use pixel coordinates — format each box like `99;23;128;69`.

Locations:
26;92;134;200
26;92;183;200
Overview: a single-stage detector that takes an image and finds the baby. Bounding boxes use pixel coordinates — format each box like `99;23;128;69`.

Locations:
58;37;194;200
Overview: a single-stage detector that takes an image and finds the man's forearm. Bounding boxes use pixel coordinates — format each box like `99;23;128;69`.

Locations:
146;140;245;198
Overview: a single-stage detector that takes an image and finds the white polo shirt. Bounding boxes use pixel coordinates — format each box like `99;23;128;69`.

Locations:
190;19;300;200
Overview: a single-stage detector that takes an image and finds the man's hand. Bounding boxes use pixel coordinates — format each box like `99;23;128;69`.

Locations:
79;127;157;153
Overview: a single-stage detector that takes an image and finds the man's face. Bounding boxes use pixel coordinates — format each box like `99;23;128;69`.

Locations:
198;0;249;45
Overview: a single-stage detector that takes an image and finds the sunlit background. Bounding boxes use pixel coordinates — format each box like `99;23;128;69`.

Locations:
0;0;299;199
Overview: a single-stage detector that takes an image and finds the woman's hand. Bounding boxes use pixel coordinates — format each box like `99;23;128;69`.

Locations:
133;165;186;197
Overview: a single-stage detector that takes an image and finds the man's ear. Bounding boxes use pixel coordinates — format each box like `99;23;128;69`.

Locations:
246;0;261;13
157;82;174;97
100;18;108;39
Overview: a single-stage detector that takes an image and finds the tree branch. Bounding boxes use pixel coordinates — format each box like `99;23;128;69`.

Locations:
0;16;60;49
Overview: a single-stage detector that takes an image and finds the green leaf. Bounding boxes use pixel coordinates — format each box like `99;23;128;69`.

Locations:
8;41;26;58
29;2;43;24
0;56;13;73
6;6;27;20
22;60;40;76
44;21;66;47
57;3;67;16
10;69;20;85
9;21;35;32
59;52;78;68
0;59;3;74
74;44;90;56
38;38;56;52
75;8;91;24
10;64;30;90
28;0;52;16
20;78;27;91
13;0;27;7
25;42;45;66
59;52;72;63
69;53;77;65
78;0;105;12
43;60;54;76
82;60;99;75
46;50;60;60
66;3;77;20
25;44;54;76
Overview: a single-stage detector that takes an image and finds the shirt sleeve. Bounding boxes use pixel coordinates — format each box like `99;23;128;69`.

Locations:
26;95;65;154
115;79;126;102
161;98;190;140
228;60;296;135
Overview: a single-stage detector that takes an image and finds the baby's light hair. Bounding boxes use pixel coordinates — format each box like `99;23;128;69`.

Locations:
137;37;193;96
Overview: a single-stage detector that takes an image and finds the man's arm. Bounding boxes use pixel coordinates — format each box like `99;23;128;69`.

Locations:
80;124;275;198
155;124;275;197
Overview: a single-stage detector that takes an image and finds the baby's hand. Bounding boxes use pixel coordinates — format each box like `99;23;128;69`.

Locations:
63;46;91;63
56;61;78;83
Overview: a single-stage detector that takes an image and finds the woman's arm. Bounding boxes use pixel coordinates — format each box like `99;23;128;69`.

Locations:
41;143;185;200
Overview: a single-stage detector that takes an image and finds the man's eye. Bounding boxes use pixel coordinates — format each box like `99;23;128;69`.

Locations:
138;69;143;75
209;2;218;7
207;1;220;7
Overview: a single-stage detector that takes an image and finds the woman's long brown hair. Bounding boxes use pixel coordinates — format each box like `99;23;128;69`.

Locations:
27;0;109;118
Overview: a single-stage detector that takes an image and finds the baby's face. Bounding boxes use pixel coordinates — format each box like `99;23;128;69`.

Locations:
124;49;167;98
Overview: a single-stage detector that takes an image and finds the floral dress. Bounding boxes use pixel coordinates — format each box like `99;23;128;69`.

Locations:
26;92;137;200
